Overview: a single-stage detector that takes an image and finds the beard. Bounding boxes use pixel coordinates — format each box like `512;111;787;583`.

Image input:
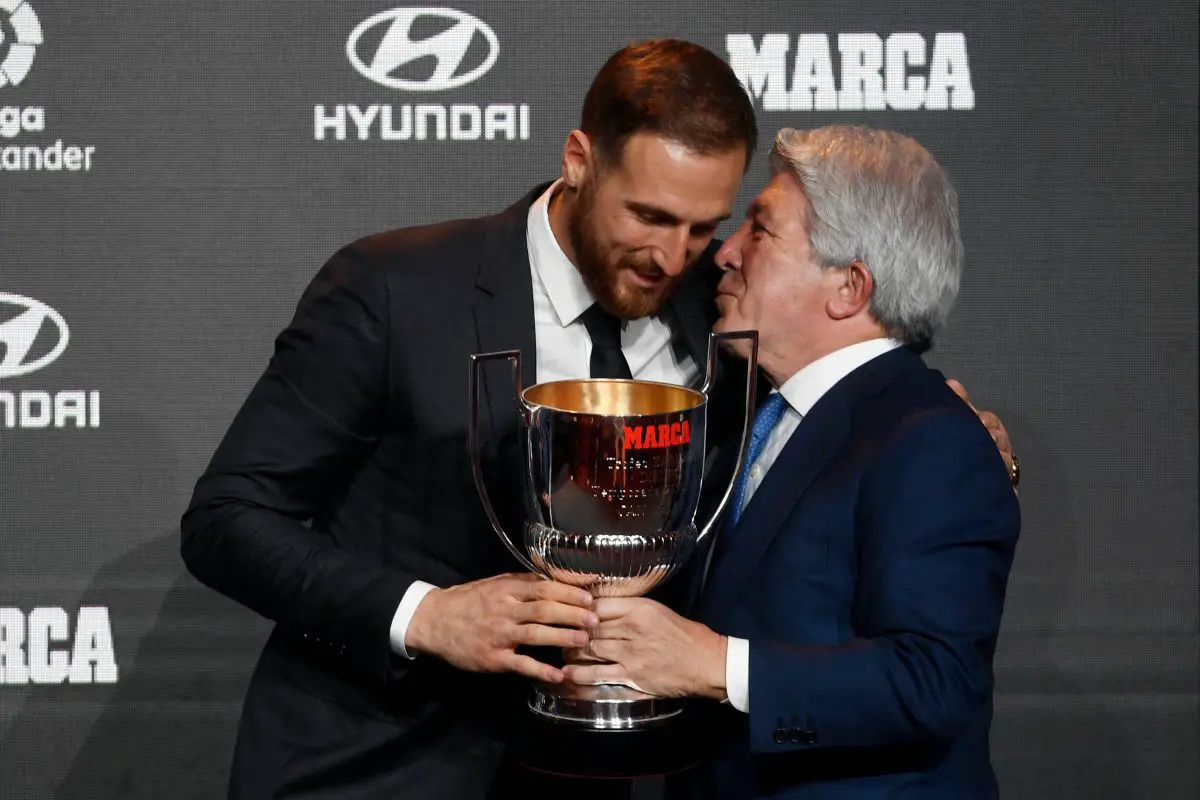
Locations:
566;180;682;320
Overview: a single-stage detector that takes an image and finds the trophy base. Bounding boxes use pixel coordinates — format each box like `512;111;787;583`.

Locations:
529;681;684;730
510;687;707;779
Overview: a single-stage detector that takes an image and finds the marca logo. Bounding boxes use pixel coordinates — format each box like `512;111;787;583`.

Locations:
726;33;974;111
0;0;42;89
0;292;68;378
623;421;692;450
347;7;499;91
0;606;119;685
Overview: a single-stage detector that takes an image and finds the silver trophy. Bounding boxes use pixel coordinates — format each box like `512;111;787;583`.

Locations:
468;330;758;730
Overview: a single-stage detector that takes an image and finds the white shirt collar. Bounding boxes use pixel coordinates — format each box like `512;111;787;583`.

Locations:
528;179;594;328
776;337;904;417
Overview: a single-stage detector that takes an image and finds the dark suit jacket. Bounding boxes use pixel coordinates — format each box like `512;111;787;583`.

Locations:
180;184;741;799
670;346;1021;800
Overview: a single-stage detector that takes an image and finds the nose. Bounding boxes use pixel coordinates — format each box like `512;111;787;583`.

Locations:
654;227;691;277
715;223;747;271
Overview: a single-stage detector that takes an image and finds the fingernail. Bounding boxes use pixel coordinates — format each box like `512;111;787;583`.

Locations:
580;592;594;606
586;614;599;627
574;631;589;646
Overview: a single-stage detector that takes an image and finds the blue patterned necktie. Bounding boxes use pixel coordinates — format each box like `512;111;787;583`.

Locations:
728;391;790;527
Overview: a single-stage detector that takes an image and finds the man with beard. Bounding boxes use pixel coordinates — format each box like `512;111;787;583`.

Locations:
181;40;1015;800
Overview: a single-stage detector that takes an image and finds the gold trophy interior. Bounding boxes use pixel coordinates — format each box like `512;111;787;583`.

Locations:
523;378;705;417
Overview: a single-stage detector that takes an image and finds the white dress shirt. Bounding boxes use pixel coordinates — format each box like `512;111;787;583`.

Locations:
388;180;700;657
723;337;903;712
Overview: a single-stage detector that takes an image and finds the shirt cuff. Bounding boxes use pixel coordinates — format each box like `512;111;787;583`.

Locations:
725;635;750;713
389;580;438;659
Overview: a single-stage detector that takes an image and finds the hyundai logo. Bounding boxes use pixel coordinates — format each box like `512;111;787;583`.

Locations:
346;7;499;91
0;292;69;378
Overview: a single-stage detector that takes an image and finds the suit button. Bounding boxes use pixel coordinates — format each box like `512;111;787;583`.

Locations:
802;730;818;745
789;728;803;743
773;728;788;744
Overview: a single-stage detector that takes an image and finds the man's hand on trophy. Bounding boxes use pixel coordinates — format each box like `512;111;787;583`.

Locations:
406;573;598;683
562;597;728;701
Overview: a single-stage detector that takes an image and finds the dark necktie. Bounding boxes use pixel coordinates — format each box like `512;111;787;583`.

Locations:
579;304;633;379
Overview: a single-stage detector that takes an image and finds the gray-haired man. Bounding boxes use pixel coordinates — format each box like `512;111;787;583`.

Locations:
566;126;1022;799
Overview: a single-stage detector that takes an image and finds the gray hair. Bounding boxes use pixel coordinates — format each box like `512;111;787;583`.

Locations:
770;126;963;351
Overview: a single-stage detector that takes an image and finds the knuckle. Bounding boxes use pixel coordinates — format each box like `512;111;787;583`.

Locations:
523;601;549;625
498;623;521;647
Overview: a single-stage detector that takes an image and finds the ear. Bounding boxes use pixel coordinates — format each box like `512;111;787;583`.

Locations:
826;261;873;320
561;130;594;189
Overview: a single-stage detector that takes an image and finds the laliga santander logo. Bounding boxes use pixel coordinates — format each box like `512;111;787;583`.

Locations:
0;0;42;89
0;292;100;428
347;7;499;91
0;2;99;172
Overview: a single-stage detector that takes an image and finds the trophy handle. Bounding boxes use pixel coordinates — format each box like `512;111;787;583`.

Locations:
695;330;759;543
469;350;542;574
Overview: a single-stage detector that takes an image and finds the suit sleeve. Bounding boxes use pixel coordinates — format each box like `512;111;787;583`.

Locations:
746;409;1021;753
180;242;415;685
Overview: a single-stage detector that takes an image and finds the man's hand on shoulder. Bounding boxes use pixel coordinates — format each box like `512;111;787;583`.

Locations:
405;573;598;683
946;378;1018;487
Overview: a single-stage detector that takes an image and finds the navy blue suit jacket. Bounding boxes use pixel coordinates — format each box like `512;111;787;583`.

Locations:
671;346;1021;799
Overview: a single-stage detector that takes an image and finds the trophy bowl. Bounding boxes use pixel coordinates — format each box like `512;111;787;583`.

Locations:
469;331;757;731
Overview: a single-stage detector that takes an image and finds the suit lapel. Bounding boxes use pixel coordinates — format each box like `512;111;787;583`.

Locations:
696;407;849;624
696;347;921;625
471;185;548;437
667;284;714;386
666;243;722;386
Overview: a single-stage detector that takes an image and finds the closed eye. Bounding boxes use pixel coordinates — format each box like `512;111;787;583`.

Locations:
632;207;677;227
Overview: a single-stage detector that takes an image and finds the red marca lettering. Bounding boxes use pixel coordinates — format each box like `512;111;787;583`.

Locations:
622;420;691;450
